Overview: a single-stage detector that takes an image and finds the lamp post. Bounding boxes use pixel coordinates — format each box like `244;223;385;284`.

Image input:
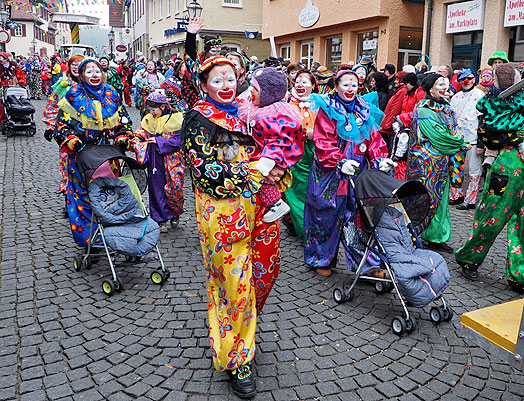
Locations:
185;1;203;19
31;38;37;55
108;28;115;60
0;1;9;52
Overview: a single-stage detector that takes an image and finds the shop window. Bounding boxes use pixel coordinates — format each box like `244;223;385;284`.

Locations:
280;44;290;61
356;30;378;63
398;28;422;69
451;31;482;70
511;27;524;62
326;36;342;70
300;40;314;69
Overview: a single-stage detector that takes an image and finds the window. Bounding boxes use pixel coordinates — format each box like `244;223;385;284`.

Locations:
356;30;378;62
176;0;180;12
326;36;342;70
300;40;314;69
152;0;156;20
158;0;163;18
167;0;171;15
223;0;242;7
280;44;290;61
13;25;24;37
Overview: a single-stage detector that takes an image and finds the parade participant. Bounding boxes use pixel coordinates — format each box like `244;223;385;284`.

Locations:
456;64;524;292
285;63;301;90
54;59;133;247
182;56;284;398
238;67;304;223
380;70;407;153
99;56;124;96
135;60;165;118
130;91;184;233
117;59;133;106
449;69;485;210
49;54;63;87
0;52;26;123
477;67;494;93
406;73;466;253
160;59;189;112
226;51;250;97
487;51;509;68
352;64;371;95
284;69;318;237
304;69;392;277
27;56;43;99
313;66;335;95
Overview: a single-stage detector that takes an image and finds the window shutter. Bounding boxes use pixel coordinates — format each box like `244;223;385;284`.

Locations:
22;24;26;37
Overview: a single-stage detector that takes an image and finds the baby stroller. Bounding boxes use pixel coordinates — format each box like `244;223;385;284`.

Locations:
0;85;36;137
75;144;170;296
333;169;452;336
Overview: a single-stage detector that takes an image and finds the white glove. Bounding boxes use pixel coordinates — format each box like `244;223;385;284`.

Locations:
394;132;409;158
518;142;524;162
341;160;360;176
392;121;401;134
379;158;398;173
255;157;276;177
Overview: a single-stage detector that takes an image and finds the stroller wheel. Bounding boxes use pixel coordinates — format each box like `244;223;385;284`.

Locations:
333;287;345;304
83;257;92;270
102;280;116;296
4;126;13;137
151;270;166;285
164;270;171;280
383;282;394;293
442;305;454;322
125;255;134;263
405;316;417;333
429;306;443;324
375;281;385;293
73;256;82;272
114;279;123;292
391;316;406;336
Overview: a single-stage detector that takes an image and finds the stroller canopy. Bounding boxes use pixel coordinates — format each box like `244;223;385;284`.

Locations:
77;144;143;183
354;169;430;229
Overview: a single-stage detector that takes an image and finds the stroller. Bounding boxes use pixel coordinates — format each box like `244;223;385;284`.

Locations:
333;169;452;336
75;144;170;296
1;85;36;137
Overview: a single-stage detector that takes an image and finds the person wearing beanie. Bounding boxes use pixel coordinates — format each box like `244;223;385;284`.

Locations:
370;71;389;111
456;63;524;293
449;69;485;210
406;73;466;254
99;55;124;97
238;67;304;223
129;90;184;233
226;51;250;97
304;69;394;277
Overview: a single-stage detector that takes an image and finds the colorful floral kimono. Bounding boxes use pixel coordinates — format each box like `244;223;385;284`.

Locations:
131;112;185;223
406;99;466;243
456;89;524;285
304;93;387;270
55;83;133;247
183;100;281;372
135;70;165;117
105;66;124;93
27;61;43;99
284;94;317;237
161;76;189;113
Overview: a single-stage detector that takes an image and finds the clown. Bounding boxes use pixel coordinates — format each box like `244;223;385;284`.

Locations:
406;73;466;254
54;59;133;247
0;52;26;123
456;64;524;292
99;56;124;96
283;69;319;237
135;60;165;118
304;70;392;277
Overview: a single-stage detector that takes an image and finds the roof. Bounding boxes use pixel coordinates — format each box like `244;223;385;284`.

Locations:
10;2;50;24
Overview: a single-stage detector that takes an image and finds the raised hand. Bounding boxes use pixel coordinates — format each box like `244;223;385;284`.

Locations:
186;17;204;34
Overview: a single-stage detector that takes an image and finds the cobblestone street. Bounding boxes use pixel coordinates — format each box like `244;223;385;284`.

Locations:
0;99;523;401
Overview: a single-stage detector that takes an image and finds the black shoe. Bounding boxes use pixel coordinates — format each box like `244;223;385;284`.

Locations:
462;266;479;281
228;363;256;399
509;280;524;294
456;202;476;210
449;197;464;205
424;241;454;254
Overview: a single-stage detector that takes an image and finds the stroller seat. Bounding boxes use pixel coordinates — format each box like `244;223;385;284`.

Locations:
6;94;36;116
375;206;450;308
89;176;160;256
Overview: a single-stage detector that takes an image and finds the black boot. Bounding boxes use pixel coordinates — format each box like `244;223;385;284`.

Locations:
456;259;480;281
228;363;256;399
509;280;524;294
424;241;454;254
449;197;464;206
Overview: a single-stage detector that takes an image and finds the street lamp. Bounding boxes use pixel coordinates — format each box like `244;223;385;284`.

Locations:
185;1;203;19
31;38;37;54
0;1;9;52
108;28;115;60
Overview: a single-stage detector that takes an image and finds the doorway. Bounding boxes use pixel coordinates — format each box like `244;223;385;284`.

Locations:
451;32;483;70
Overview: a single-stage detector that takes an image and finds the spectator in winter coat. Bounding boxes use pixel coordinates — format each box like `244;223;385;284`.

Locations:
370;72;390;111
395;72;425;128
380;71;407;152
380;63;396;99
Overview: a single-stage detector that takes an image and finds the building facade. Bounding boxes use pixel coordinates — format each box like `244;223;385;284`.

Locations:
262;0;425;70
126;0;150;59
423;0;524;70
148;0;271;61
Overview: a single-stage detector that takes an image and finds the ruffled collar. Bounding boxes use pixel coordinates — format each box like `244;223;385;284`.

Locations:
192;100;248;135
65;83;120;121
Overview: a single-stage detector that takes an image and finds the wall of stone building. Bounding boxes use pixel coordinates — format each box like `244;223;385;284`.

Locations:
481;0;511;65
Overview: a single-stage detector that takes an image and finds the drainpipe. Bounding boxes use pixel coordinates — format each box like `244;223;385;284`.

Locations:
424;0;433;66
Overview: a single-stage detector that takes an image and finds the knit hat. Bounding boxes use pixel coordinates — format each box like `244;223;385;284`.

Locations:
226;51;246;69
99;56;110;63
421;73;442;94
487;51;509;66
401;72;418;86
352;64;368;75
494;64;519;90
251;67;288;107
335;69;358;83
395;71;407;81
78;59;102;75
199;56;235;74
146;91;168;104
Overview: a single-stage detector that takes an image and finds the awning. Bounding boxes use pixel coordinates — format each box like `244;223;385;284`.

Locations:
150;37;186;49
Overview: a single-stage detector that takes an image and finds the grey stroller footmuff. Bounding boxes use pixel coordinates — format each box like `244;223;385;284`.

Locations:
375;206;450;308
89;176;160;256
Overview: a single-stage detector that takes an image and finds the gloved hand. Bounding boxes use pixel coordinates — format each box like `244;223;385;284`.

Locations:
392;121;401;134
341;160;360;176
379;158;397;173
65;137;83;152
518;142;524;162
255;157;276;177
44;129;54;142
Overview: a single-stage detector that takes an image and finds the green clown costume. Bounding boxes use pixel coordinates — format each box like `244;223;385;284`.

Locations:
456;64;524;291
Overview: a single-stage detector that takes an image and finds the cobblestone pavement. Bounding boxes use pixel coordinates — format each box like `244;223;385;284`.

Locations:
0;99;523;401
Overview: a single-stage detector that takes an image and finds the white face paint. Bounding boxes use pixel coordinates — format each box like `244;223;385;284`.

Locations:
70;62;80;77
336;74;359;102
294;74;313;97
208;46;221;56
230;58;241;70
84;63;103;86
100;59;108;69
431;77;449;99
146;61;155;73
202;65;238;104
354;67;367;84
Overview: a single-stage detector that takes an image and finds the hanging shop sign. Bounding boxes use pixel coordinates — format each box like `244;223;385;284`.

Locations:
446;0;485;34
299;0;320;28
504;0;524;27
